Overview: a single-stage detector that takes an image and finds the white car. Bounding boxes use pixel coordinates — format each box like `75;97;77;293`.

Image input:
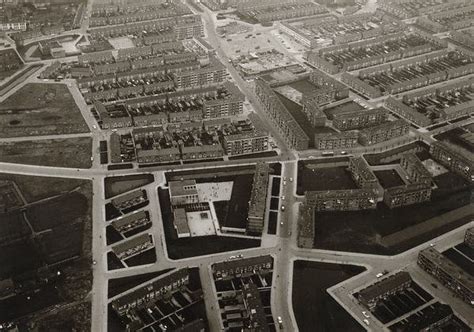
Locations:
363;319;370;326
362;311;370;318
289;177;293;182
281;205;285;212
281;196;285;200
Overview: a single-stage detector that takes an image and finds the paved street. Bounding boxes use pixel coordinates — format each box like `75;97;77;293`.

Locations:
1;1;473;331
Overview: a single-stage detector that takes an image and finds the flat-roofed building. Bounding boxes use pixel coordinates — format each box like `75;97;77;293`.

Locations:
169;179;198;206
418;247;474;305
349;156;379;189
247;162;270;235
297;204;314;249
181;144;224;161
332;108;389;131
430;141;473;182
136;148;181;164
358;119;410;146
173;208;190;238
305;189;377;211
212;255;273;280
314;131;358;150
383;183;432;209
357;272;412;310
465;227;474;249
400;152;432;185
255;78;309;150
241;282;270;332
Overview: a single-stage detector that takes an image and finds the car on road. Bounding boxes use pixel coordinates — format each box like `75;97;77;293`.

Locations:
363;319;370;326
289;177;293;182
281;196;285;200
281;205;285;212
277;316;283;329
362;311;370;318
283;181;287;186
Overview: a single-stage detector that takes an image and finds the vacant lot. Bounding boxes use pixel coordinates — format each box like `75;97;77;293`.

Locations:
297;163;357;195
292;261;365;332
0;83;89;138
104;174;154;199
0;137;92;168
313;172;471;254
0;173;88;203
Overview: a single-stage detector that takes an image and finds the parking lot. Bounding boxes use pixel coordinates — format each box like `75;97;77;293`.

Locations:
370;282;433;324
361;51;473;94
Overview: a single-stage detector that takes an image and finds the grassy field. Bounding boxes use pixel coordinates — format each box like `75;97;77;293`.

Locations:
0;173;88;203
0;137;92;168
297;163;357;195
0;83;89;138
104;174;154;199
313;172;471;254
292;261;366;332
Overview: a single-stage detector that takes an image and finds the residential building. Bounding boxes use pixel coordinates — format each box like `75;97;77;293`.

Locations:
112;233;153;260
357;272;412;310
111;190;147;211
136;147;181;164
418;247;474;305
247;162;270;235
255;78;309;150
430;141;473;182
111;269;189;316
297;204;314;249
331;108;389;131
212;255;273;280
358;119;410;146
181;144;224;161
465;227;474;249
349;157;379;189
241;282;270;332
400;153;432;185
111;210;150;234
305;189;377;211
314;131;358;150
383;183;432;209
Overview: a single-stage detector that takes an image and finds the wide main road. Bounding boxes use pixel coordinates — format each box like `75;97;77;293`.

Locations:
199;6;294;161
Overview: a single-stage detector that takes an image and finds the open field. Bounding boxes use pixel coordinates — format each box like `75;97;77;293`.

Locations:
0;137;92;168
297;163;357;195
0;177;92;325
292;261;366;332
0;173;89;202
0;83;89;138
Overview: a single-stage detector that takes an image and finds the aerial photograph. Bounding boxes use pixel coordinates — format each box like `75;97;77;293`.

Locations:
0;0;473;331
